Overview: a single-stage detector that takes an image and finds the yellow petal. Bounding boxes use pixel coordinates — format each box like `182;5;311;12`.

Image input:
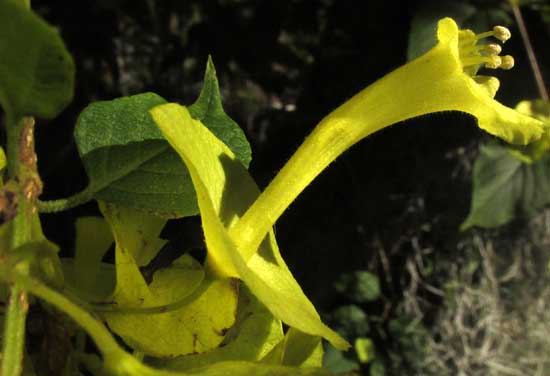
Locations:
150;103;350;350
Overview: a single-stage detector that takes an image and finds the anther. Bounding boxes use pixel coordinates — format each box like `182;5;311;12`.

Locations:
484;55;502;69
493;26;511;43
483;43;502;56
500;55;515;70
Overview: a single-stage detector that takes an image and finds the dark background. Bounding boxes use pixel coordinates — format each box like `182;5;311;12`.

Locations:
30;0;550;374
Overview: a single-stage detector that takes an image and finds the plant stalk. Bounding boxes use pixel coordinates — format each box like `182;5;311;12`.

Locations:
1;286;28;376
1;116;33;376
36;187;94;213
510;1;549;102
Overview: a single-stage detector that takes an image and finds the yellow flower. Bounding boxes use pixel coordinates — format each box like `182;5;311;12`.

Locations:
230;17;544;256
150;17;544;351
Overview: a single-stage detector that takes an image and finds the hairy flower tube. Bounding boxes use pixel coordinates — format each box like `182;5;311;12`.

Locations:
150;17;544;351
229;17;545;258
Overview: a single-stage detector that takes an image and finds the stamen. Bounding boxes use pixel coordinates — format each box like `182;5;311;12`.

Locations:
462;55;501;69
458;24;515;75
500;55;515;70
473;31;495;41
470;26;511;43
493;26;511;42
482;43;502;56
484;55;502;69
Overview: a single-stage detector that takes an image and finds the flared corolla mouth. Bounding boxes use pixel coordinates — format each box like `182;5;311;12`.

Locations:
431;18;543;144
436;19;515;96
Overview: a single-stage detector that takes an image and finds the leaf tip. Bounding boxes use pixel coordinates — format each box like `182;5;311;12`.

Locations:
206;54;216;75
459;220;471;232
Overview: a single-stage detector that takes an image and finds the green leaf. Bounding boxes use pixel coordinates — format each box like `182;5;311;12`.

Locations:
188;56;252;168
407;0;475;61
99;202;238;357
156;286;283;371
150;103;350;350
62;217;115;301
0;0;74;118
262;328;324;368
74;58;251;217
323;344;359;374
100;203;167;267
369;359;386;376
334;271;380;303
355;337;375;364
74;93;189;217
509;100;550;163
462;143;550;229
74;216;113;281
330;305;369;340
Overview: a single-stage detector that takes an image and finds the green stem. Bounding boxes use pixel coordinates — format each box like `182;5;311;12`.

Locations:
510;1;549;102
5;112;20;179
36;186;94;213
1;115;32;376
11;273;122;358
1;285;28;376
